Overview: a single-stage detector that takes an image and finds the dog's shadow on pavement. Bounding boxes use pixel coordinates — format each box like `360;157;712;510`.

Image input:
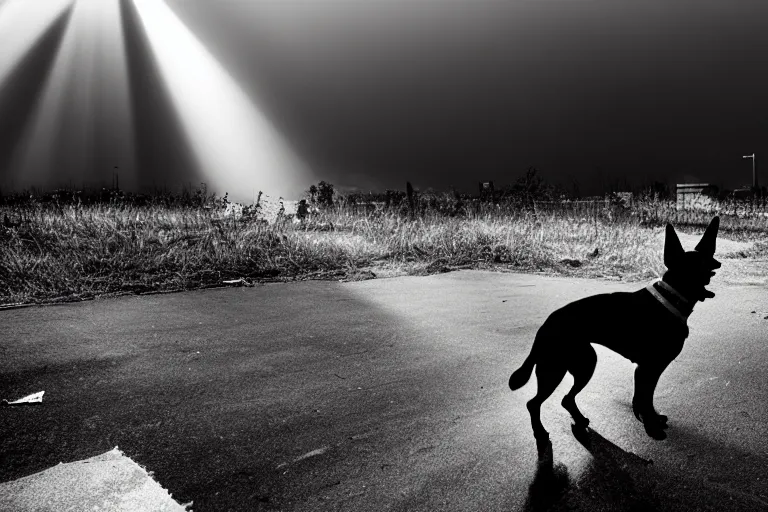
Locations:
522;441;572;512
522;423;768;511
522;426;657;512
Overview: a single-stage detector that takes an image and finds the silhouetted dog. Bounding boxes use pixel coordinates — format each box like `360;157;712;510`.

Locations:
509;217;720;454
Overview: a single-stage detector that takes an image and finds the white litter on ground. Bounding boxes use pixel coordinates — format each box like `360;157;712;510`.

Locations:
2;391;44;405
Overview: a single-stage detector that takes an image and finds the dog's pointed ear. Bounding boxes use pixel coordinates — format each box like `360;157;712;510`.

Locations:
664;223;685;268
694;216;719;256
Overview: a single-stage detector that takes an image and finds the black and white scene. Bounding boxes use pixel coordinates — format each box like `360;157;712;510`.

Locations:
1;0;767;510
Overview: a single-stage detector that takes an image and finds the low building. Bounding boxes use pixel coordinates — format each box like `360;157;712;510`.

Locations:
676;183;718;211
732;188;757;200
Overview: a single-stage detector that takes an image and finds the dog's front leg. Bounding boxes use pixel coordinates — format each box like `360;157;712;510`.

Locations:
632;364;669;440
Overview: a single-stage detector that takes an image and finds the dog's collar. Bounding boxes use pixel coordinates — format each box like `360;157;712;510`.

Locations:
655;280;693;306
645;280;691;324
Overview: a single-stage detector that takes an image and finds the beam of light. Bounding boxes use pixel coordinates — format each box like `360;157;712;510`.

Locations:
0;0;73;89
133;0;311;203
9;0;135;191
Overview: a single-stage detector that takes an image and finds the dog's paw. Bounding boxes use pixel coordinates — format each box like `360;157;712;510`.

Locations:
561;396;590;427
634;407;669;438
570;423;591;447
644;422;668;441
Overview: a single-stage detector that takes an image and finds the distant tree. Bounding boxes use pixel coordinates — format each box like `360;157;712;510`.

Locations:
509;167;557;207
316;181;335;207
305;181;335;207
296;199;309;220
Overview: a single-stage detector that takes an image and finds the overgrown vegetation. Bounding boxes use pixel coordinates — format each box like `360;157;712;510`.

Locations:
1;176;766;306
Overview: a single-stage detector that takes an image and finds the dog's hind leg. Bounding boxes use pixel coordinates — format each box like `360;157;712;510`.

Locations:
561;344;597;429
527;362;567;457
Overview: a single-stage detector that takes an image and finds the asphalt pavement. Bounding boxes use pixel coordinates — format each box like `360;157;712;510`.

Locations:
1;266;767;511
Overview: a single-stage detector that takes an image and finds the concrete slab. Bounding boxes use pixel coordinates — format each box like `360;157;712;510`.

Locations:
1;265;766;510
0;448;189;512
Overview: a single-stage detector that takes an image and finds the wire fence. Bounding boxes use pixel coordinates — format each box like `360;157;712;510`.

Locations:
533;197;768;231
335;195;768;232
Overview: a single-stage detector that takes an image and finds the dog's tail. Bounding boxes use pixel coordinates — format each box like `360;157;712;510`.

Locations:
509;353;536;391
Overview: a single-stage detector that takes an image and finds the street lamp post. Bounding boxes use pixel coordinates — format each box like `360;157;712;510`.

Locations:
742;153;756;189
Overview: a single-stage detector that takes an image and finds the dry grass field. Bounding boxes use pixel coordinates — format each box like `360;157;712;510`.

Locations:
1;189;766;307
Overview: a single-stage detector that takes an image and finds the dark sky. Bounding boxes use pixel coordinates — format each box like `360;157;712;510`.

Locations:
2;0;768;198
